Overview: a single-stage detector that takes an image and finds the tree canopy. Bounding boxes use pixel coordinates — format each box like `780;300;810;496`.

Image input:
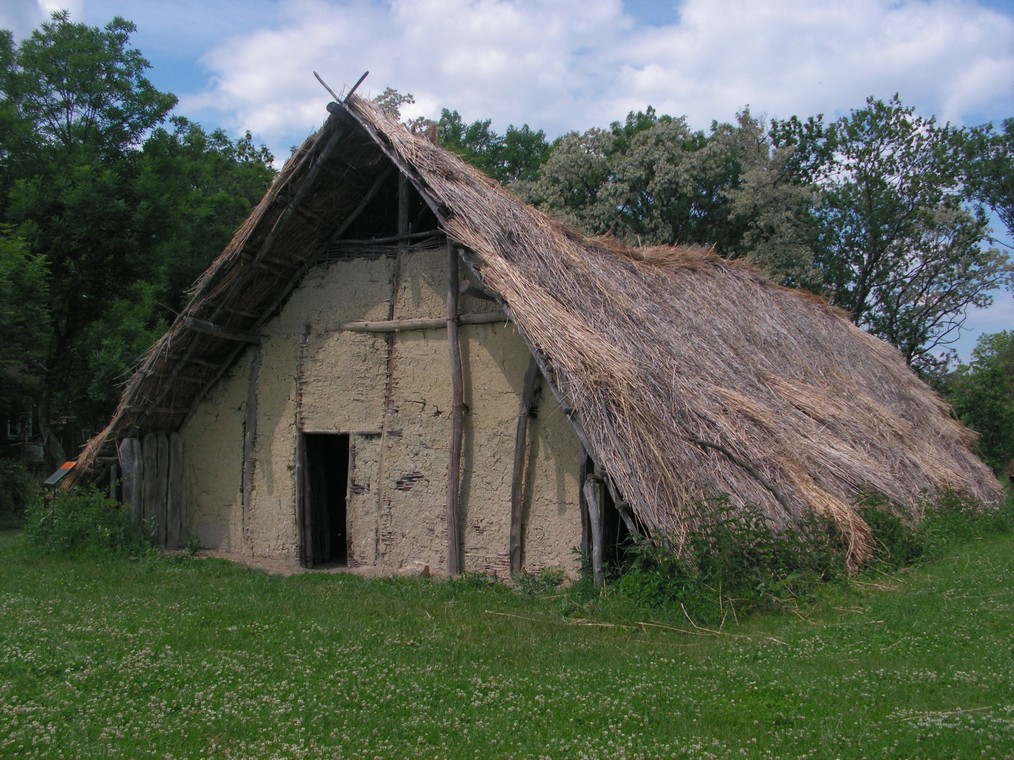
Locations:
769;96;1012;370
0;12;274;462
946;331;1014;474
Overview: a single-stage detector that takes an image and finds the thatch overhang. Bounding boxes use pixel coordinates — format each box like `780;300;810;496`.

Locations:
78;94;1003;562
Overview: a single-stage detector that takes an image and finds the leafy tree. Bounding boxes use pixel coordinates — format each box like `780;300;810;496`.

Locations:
134;117;274;310
520;108;756;250
725;144;823;289
0;227;48;413
1;12;176;161
947;331;1014;474
717;109;825;288
515;127;615;232
965;118;1014;244
771;96;1013;369
0;13;274;461
438;109;550;185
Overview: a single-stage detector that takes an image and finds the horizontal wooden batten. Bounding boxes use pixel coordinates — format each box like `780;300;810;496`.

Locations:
330;230;443;248
183;317;262;344
339;311;509;333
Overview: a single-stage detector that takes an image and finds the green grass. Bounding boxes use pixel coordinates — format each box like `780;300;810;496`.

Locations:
2;529;1013;758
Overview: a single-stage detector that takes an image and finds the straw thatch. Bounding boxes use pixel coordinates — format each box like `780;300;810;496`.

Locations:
77;94;1002;564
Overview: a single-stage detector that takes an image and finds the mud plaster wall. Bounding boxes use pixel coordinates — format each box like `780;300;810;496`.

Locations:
181;248;582;573
376;249;582;575
179;350;249;551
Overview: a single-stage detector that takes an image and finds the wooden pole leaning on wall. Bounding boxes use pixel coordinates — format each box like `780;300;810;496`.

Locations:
509;355;542;577
445;243;464;575
583;469;605;588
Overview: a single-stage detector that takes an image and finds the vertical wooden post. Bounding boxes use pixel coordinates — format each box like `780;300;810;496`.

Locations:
141;433;158;536
242;345;261;548
397;174;410;238
446;242;464;575
375;175;410;565
509;355;541;577
117;438;141;526
166;433;186;549
108;461;119;501
583;474;605;588
294;322;310;566
155;433;170;546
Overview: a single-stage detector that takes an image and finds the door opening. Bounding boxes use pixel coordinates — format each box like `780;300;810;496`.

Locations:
303;433;350;567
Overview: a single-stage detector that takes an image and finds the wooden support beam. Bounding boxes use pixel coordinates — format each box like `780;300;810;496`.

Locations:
446;242;464;576
242;252;290;278
242;345;261;548
108;461;119;501
155;433;170;546
183;317;261;344
175;354;222;370
398;173;410;238
141;433;158;534
583;474;605;589
604;475;644;544
166;433;186;549
509;355;542;577
117;437;142;526
326;165;396;244
340;311;508;333
220;304;260;319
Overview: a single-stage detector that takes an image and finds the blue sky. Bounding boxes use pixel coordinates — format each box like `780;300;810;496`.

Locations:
3;0;1012;356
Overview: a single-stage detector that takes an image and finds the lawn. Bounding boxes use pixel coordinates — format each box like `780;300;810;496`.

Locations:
1;529;1012;758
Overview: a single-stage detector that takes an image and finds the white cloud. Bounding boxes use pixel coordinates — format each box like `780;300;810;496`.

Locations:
0;0;48;38
172;0;1013;162
39;0;84;16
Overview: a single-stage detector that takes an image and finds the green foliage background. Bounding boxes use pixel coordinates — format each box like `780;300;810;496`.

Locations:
0;13;275;460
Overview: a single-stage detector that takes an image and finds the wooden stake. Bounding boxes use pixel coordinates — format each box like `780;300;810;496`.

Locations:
155;434;169;546
108;461;119;501
117;438;142;526
509;355;542;577
167;433;186;549
242;345;262;548
446;242;464;575
294;323;310;566
583;475;605;588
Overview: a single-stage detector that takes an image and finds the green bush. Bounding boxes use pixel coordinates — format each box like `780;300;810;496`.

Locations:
23;485;149;556
856;489;1014;570
513;566;567;596
609;500;848;624
918;489;1014;555
0;459;36;523
857;505;927;568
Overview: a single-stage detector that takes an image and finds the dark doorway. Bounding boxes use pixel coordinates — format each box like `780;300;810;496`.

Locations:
303;433;349;566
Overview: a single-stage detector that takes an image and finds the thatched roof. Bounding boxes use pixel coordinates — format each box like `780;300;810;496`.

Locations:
78;94;1002;562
